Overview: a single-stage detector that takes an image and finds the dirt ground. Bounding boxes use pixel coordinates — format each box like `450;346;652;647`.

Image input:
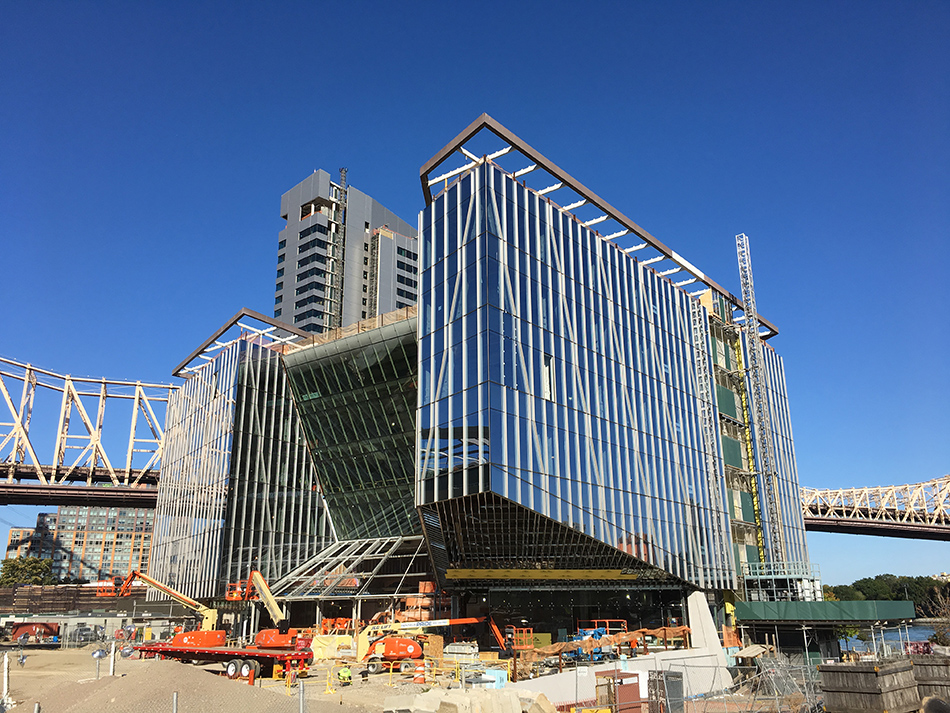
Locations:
1;648;433;713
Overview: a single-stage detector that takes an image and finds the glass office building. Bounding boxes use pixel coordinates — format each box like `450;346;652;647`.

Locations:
416;158;807;594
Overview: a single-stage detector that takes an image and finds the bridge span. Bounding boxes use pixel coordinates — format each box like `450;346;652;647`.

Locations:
802;475;950;541
0;356;172;507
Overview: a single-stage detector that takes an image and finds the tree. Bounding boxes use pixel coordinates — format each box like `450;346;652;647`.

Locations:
829;584;866;601
853;574;899;601
924;588;950;646
0;558;56;587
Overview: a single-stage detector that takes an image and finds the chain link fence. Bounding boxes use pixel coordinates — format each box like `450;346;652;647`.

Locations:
656;658;822;713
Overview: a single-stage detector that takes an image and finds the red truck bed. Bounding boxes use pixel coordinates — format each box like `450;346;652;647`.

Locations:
135;641;312;664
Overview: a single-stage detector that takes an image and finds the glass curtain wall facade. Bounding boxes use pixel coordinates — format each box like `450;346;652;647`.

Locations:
283;315;419;541
152;339;331;598
757;344;808;564
418;163;748;591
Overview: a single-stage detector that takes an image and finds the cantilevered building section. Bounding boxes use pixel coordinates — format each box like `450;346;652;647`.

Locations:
276;170;418;334
416;115;812;600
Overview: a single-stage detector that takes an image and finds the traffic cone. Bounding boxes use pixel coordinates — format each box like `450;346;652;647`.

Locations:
413;660;425;683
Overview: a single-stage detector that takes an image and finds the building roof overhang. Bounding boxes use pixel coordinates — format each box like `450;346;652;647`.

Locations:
171;308;311;378
419;113;779;338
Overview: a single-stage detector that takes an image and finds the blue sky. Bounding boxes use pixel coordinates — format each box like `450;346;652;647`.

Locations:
1;1;947;585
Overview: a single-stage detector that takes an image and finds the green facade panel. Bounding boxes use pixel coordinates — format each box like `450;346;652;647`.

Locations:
716;384;738;419
736;600;916;623
739;491;756;523
722;436;744;469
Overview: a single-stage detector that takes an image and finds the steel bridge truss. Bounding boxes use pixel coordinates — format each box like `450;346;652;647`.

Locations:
0;356;175;488
802;475;950;540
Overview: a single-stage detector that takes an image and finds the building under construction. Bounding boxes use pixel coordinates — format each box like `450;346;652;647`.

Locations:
151;116;815;639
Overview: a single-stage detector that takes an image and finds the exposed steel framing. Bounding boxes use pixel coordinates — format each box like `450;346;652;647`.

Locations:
0;356;175;488
802;475;950;540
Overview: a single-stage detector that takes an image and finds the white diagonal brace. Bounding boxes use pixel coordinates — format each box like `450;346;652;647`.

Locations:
0;373;45;482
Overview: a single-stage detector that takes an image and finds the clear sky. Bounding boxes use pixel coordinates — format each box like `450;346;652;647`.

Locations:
1;1;947;585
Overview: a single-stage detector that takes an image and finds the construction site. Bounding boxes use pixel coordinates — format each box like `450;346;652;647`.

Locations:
1;115;946;713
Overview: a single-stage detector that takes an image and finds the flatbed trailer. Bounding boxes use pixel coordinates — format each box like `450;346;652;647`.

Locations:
134;641;312;680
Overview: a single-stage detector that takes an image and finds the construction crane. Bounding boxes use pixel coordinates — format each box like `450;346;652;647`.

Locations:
735;233;785;562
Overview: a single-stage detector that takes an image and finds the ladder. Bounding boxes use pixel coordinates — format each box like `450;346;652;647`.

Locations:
690;299;731;582
735;233;785;563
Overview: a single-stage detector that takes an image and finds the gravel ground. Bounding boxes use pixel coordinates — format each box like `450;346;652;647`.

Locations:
0;648;445;713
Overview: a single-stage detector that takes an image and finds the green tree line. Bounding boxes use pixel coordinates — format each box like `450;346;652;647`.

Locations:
824;573;950;616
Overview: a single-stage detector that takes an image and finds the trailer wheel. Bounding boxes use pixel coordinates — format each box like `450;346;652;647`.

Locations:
399;660;416;673
366;657;382;675
241;659;261;679
225;658;243;679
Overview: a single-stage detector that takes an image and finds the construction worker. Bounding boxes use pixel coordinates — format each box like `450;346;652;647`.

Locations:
337;664;352;686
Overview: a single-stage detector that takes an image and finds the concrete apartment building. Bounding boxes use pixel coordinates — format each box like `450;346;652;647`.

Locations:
275;170;418;333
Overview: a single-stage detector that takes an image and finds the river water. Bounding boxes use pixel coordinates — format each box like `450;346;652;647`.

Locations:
841;624;936;655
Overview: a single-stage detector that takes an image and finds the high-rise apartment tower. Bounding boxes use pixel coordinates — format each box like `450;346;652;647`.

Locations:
275;170;418;333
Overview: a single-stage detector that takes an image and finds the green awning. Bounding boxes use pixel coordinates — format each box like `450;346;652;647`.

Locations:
735;600;915;624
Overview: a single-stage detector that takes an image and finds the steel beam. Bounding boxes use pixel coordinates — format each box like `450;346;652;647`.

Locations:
0;483;157;508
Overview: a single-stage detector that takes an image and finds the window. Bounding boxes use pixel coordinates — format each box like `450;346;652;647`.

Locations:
397;246;418;261
278;239;286;249
361;298;367;305
298;253;327;269
296;267;325;282
362;284;367;293
275;295;282;304
397;288;416;300
294;309;324;323
364;243;369;251
275;308;282;317
277;268;284;278
295;294;325;309
364;221;370;230
299;223;328;239
298;236;328;253
396;274;417;288
542;354;555;401
363;257;369;265
296;280;323;295
363;271;368;279
277;253;285;264
396;301;412;309
362;311;367;318
276;281;283;291
397;260;418;274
